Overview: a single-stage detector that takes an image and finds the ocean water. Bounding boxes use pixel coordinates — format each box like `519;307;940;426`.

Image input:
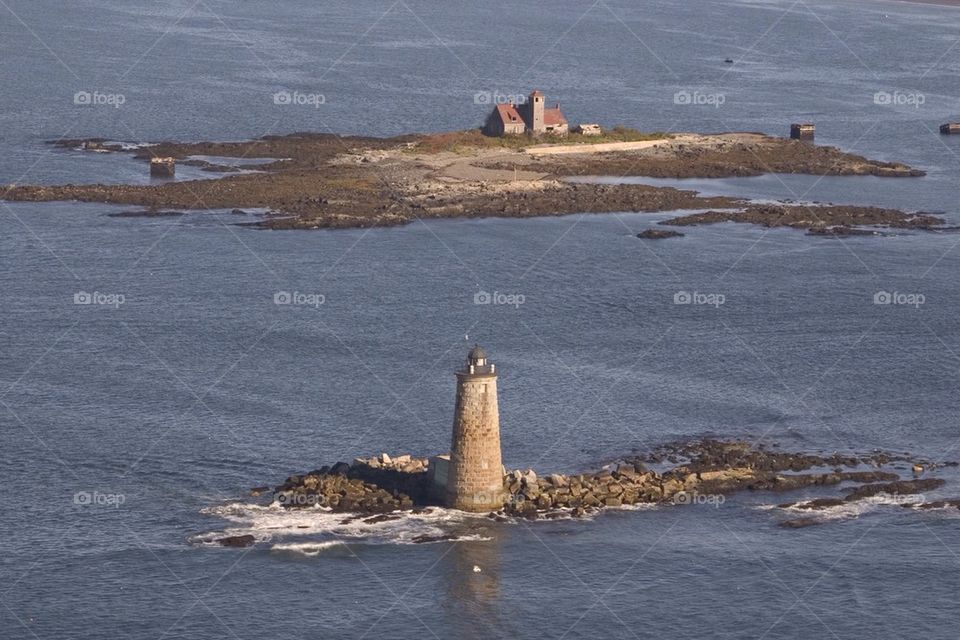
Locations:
2;0;960;638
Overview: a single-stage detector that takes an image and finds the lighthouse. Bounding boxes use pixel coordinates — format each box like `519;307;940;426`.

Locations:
445;345;505;512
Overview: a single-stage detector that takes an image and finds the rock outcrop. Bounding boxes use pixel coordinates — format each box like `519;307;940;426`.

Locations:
264;441;942;523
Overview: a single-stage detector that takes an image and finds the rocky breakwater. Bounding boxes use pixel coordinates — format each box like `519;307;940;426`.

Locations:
271;454;431;513
499;464;669;519
256;441;948;527
496;440;938;520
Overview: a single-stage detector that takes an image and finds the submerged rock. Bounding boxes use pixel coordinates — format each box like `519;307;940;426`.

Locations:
217;534;255;548
779;498;845;510
779;518;824;529
844;478;945;501
411;534;458;544
908;499;960;511
108;209;184;218
363;514;403;524
636;228;684;239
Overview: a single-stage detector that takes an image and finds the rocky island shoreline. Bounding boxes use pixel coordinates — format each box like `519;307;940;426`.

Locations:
210;440;958;547
2;129;945;236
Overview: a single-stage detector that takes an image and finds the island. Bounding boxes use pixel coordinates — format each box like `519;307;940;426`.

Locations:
2;126;943;236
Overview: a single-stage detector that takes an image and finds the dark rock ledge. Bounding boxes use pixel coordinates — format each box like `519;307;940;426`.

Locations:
246;441;949;525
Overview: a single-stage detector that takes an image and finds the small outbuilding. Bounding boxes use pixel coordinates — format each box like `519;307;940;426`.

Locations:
790;123;815;140
575;123;603;136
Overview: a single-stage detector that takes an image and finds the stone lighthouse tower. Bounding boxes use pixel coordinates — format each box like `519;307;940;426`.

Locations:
529;89;545;133
446;345;505;512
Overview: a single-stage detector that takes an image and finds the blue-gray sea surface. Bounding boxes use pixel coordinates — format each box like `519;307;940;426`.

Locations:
1;1;959;638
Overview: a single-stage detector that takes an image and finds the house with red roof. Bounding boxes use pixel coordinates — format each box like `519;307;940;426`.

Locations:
483;90;569;137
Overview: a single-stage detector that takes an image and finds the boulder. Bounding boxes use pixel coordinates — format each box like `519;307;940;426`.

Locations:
661;478;684;498
615;464;638;480
779;498;844;510
411;534;458;544
364;514;402;524
581;492;601;507
844;478;945;501
217;534;255;548
607;483;625;496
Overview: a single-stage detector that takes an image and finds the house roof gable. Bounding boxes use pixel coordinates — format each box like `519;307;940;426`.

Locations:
494;103;524;125
543;107;567;126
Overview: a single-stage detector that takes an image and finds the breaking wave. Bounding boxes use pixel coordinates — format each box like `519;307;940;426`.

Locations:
191;502;493;553
768;493;934;525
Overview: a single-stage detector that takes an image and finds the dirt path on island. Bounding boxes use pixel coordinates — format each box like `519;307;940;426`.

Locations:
523;138;671;155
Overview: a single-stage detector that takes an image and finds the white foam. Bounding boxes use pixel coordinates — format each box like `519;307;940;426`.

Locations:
616;503;661;512
773;492;930;523
271;541;348;556
197;502;492;549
